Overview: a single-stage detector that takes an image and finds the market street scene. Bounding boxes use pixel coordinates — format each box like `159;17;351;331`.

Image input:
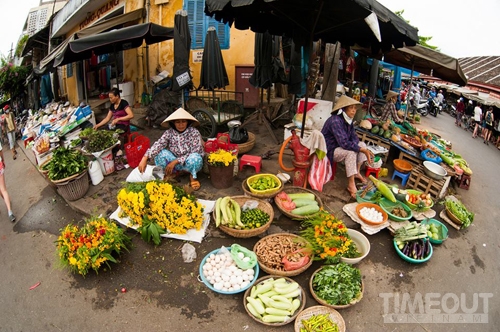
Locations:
1;0;500;331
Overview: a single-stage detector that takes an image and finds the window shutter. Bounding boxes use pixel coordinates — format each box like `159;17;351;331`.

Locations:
185;0;230;50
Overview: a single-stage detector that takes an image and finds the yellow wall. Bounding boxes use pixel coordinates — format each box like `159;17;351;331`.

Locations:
63;0;255;106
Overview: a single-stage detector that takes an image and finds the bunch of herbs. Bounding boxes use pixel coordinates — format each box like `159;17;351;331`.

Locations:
311;263;362;306
47;147;87;181
87;130;119;152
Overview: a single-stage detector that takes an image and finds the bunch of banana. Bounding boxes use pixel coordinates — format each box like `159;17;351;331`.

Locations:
214;196;244;229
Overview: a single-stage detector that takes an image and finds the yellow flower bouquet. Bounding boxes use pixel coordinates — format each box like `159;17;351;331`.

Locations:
300;210;360;264
56;216;131;276
117;181;204;245
207;149;237;167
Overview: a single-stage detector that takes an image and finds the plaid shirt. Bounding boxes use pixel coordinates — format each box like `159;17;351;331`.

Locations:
321;113;360;164
380;101;401;122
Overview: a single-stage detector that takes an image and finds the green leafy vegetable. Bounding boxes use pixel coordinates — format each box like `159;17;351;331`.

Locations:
47;147;87;181
312;263;362;306
445;198;474;228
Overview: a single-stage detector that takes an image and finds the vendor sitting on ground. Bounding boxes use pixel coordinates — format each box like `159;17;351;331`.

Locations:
380;90;402;124
321;95;374;199
138;108;204;190
94;88;134;143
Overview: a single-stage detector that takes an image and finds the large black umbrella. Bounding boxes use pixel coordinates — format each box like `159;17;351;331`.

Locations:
205;0;419;136
172;10;193;92
271;35;287;85
199;27;229;90
249;32;274;89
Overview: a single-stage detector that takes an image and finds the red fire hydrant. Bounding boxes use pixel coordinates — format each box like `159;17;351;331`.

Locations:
279;130;311;187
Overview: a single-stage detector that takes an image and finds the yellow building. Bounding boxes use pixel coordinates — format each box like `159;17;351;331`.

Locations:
48;0;255;108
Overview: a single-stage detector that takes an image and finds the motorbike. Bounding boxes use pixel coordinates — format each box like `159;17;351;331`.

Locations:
428;98;441;117
408;95;428;117
362;97;385;119
449;104;457;118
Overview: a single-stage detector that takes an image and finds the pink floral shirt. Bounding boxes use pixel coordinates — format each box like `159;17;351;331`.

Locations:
145;126;204;164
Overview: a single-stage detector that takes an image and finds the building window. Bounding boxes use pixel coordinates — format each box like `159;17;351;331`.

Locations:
185;0;230;50
67;63;73;78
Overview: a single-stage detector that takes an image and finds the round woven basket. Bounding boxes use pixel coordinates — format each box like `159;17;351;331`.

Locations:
445;206;463;225
274;186;323;220
242;177;284;199
236;132;255;155
215;196;274;238
38;158;51;177
253;233;313;277
294;306;346;332
243;275;306;326
309;266;364;309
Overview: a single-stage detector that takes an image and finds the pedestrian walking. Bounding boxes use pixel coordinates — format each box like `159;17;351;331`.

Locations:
455;98;465;127
483;107;494;145
0;141;15;222
2;105;17;160
472;103;482;139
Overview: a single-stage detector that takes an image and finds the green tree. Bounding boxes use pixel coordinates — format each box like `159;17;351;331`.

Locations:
0;57;29;102
395;10;439;51
15;35;29;58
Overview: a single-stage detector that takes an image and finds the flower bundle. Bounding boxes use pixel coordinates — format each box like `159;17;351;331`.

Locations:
56;216;131;276
117;181;204;245
207;149;236;167
300;210;360;264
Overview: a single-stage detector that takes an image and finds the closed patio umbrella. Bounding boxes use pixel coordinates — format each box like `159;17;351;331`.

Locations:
198;27;229;90
172;10;193;92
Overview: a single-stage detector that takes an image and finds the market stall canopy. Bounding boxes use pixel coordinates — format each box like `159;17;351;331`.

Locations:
68;23;174;61
451;87;478;96
378;45;468;86
463;92;500;108
39;8;145;71
22;26;50;57
204;0;419;52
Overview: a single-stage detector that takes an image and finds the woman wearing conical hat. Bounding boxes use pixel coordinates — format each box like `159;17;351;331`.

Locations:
321;95;374;199
380;90;402;123
138;108;204;190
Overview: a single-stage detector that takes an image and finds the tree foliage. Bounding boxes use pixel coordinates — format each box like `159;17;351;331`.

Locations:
0;57;29;101
395;10;439;51
15;35;29;58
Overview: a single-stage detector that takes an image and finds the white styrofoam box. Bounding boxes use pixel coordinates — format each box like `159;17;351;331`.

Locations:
296;98;333;131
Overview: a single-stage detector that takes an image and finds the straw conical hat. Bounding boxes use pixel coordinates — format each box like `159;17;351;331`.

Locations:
386;90;399;101
332;95;362;113
161;107;199;128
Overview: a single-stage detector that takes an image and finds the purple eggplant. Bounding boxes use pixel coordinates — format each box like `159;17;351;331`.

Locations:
402;242;410;255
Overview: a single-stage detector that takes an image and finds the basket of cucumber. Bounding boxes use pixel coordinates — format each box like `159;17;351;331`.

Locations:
274;187;323;220
214;196;274;238
243;275;306;326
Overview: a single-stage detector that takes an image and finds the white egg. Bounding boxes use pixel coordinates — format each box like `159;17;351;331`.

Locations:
215;263;221;269
224;281;231;289
222;274;230;282
241;273;249;281
214;282;223;290
214;256;221;263
242;256;251;263
246;269;254;276
229;275;237;284
229;265;237;271
222;287;228;292
240;281;249;289
207;270;214;277
203;270;209;277
232;284;241;291
209;254;215;260
210;260;216;266
215;276;222;283
234;269;242;276
213;271;221;278
237;252;245;260
235;276;243;285
228;287;234;292
220;255;226;262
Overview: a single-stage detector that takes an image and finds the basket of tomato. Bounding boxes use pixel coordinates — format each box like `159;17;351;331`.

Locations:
402;190;433;211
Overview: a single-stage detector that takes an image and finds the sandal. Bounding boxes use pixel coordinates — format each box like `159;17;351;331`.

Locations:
190;179;201;191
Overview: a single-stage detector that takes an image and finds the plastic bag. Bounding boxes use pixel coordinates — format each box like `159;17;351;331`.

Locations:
241;200;259;211
229;126;249;144
181;243;197;263
230;244;257;269
126;165;158;182
282;249;311;271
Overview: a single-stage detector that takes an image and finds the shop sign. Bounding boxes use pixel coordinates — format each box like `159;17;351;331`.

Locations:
193;51;204;63
80;0;121;30
176;72;191;87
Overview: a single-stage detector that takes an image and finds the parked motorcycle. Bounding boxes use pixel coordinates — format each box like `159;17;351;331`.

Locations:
428;98;440;117
408;95;428;117
362;97;385;119
449;104;457;118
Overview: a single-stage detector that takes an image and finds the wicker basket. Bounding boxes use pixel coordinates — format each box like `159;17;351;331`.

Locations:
242;177;284;199
274;186;323;220
234;132;256;155
309;266;364;309
215;196;274;238
54;170;90;201
253;233;313;277
294;306;346;332
243;275;306;326
445;206;463;225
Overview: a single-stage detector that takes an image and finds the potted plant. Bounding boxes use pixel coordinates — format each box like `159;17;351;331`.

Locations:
46;147;90;201
207;149;237;189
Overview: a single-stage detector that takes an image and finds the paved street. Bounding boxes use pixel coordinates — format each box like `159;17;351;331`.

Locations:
0;111;498;332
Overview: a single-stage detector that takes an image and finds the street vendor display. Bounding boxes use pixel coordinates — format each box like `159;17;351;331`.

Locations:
138;108;204;191
93;88;134;141
321;95;374;199
274;187;323;219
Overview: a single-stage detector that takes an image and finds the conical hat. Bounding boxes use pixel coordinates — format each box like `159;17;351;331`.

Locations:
161;108;199;128
386;90;399;101
332;95;362;113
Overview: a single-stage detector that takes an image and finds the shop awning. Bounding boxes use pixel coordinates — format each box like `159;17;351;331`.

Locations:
39;8;145;71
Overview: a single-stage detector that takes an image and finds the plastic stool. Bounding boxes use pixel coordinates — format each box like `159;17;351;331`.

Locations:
239;154;262;173
457;174;471;190
365;165;380;178
392;170;411;186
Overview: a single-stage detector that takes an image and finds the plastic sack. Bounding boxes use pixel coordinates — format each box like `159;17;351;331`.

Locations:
241;200;259;211
229;126;249;144
126;165;164;182
230;244;257;270
282;249;311;271
181;243;197;263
